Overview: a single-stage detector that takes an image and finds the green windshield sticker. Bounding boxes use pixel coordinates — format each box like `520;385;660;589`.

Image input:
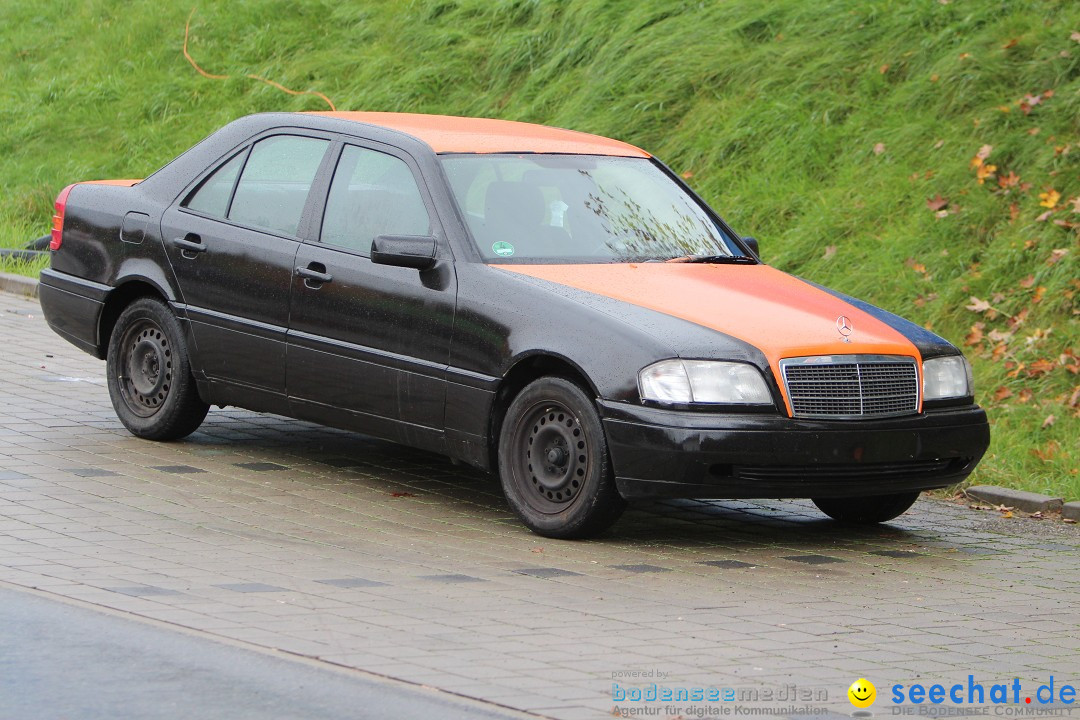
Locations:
492;241;515;257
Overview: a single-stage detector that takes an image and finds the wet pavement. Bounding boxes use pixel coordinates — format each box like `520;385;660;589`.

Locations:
1;291;1078;719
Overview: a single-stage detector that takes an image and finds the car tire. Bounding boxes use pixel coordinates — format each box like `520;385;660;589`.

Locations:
497;377;626;539
106;297;209;441
812;491;920;524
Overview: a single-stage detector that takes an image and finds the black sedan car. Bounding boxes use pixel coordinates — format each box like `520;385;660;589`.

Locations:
39;112;990;537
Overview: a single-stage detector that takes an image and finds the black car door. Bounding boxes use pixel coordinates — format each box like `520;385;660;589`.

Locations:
287;140;457;448
160;133;332;409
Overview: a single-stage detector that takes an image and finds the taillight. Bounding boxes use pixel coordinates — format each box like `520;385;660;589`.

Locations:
50;184;76;251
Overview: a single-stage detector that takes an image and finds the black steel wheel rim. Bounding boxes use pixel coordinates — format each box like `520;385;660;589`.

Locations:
511;400;589;514
117;319;173;418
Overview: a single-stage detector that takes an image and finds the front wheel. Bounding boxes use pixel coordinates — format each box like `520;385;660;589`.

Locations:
812;491;920;524
106;297;209;441
497;377;626;539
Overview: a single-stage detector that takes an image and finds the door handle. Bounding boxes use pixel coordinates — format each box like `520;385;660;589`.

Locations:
172;234;206;254
296;263;333;285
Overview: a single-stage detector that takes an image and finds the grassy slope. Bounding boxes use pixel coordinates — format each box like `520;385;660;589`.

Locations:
1;0;1077;497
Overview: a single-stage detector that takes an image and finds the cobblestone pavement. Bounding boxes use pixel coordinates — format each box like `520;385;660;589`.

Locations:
1;291;1078;719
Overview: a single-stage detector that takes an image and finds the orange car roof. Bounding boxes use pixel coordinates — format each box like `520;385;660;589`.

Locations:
305;111;650;157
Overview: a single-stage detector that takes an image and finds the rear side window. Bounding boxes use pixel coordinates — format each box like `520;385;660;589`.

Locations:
185;152;244;217
320;145;430;254
228;135;330;236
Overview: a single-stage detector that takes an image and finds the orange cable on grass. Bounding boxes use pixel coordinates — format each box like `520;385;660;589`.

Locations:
182;7;336;110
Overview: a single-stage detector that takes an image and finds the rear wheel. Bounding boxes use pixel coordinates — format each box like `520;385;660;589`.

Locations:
812;491;920;524
106;297;208;440
497;377;625;539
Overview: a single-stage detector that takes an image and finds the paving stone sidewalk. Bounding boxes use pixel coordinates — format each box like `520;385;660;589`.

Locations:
1;291;1078;719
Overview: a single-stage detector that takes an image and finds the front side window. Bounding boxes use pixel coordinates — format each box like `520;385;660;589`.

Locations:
228;135;330;236
320;145;431;254
440;154;741;263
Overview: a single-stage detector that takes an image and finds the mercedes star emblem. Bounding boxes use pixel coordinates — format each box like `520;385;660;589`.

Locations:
836;315;853;342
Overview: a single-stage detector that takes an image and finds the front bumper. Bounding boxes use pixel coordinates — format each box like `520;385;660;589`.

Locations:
599;400;990;500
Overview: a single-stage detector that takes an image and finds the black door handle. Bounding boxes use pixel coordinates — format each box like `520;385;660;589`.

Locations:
172;234;206;254
296;263;333;285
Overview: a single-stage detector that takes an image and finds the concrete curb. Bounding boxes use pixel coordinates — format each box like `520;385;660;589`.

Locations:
966;485;1064;514
1062;502;1080;522
0;271;39;298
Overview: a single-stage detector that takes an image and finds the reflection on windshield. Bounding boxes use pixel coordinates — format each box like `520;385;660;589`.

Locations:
440;154;739;263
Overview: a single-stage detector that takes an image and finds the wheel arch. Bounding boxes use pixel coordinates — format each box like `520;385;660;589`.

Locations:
487;352;598;471
97;279;170;359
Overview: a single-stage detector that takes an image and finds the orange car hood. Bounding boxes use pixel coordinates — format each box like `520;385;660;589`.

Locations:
494;263;922;412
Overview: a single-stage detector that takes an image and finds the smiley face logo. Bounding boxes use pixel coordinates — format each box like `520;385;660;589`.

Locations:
848;678;876;708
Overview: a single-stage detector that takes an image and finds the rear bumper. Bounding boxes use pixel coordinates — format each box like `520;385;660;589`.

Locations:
38;268;110;358
599;400;990;500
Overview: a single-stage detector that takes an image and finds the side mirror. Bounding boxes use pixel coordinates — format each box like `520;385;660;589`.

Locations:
741;236;760;258
370;235;437;271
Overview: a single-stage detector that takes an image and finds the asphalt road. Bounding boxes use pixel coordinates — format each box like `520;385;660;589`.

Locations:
0;585;527;720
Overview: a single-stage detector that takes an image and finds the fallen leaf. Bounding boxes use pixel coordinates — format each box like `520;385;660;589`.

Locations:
976;144;993;160
905;257;928;273
873;142;886;155
965;296;992;313
1048;248;1068;265
1019;274;1036;288
531;546;544;553
1031;440;1059;461
1009;203;1020;221
965;322;984;346
1029;511;1044;519
1072;31;1080;43
1027;127;1040;136
879;63;890;74
681;170;694;179
998;171;1020;189
1018;388;1033;403
933;139;945;149
1070;197;1080;213
823;245;837;259
1064;518;1077;524
1039;189;1061;208
926;194;948;211
1001;511;1013;519
1032;286;1047;304
1041;414;1056;428
389;491;416;498
1035;210;1053;222
1028;358;1057;377
994;386;1013;401
976;163;997;184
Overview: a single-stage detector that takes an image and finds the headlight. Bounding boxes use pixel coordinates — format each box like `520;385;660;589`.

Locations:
639;360;773;405
922;356;972;400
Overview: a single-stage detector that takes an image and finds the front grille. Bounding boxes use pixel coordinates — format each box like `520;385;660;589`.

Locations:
780;355;919;419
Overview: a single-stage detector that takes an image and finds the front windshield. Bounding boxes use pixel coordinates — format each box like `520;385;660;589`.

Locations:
440;154;742;263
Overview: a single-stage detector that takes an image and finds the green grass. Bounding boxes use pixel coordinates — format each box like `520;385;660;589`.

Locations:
1;0;1077;498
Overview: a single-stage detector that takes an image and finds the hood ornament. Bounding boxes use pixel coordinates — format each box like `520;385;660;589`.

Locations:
836;315;853;343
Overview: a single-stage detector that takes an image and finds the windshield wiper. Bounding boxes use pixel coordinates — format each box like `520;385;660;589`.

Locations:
664;254;757;264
